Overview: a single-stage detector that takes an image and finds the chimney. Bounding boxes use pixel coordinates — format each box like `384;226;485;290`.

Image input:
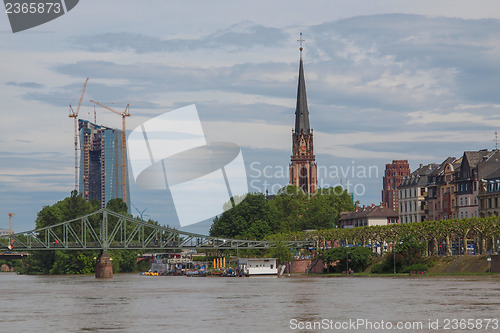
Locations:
371;204;375;208
420;164;423;168
380;202;384;207
362;205;366;210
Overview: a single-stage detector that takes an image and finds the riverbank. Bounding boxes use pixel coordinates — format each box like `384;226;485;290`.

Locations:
310;254;497;277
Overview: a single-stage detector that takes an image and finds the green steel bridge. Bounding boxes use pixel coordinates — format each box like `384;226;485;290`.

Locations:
0;209;310;252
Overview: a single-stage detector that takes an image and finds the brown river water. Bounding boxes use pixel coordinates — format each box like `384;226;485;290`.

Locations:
0;273;499;332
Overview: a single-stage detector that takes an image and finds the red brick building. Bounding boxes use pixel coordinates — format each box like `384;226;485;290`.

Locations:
382;160;410;211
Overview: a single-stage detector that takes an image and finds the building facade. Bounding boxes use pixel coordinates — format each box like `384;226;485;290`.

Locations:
289;43;317;194
79;119;130;208
339;203;398;229
382;160;410;211
456;150;500;219
398;163;437;223
426;157;461;221
478;169;500;217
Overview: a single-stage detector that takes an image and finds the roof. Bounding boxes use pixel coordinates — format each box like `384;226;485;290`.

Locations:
478;150;500;179
464;150;491;169
294;57;310;134
399;163;438;188
484;167;500;180
339;204;398;221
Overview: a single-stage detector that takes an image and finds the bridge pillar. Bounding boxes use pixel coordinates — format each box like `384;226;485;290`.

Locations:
95;253;113;278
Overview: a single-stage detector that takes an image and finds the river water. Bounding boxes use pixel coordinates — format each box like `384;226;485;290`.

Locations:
0;273;499;332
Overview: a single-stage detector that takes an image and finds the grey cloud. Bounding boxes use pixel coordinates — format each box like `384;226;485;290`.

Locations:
6;81;44;89
24;14;500;150
308;14;500;105
72;23;288;53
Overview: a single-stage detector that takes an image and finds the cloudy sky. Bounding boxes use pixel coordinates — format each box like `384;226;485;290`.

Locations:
2;0;500;234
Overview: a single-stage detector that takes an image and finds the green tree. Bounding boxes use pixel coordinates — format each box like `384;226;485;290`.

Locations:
266;234;294;264
210;193;276;239
321;246;373;273
20;193;149;275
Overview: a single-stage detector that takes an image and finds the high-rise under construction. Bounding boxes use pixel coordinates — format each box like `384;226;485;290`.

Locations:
78;119;130;208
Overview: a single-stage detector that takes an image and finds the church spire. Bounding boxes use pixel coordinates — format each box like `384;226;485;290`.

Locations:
295;32;310;134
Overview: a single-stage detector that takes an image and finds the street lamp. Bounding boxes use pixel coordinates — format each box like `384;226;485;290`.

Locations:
346;251;350;277
393;241;402;275
393;243;397;275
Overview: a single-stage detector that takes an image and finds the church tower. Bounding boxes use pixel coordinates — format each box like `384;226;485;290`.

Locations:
289;34;317;194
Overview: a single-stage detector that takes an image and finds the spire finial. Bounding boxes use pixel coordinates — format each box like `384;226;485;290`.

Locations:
297;32;305;58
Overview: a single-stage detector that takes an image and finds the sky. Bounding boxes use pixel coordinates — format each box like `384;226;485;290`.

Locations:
2;0;500;235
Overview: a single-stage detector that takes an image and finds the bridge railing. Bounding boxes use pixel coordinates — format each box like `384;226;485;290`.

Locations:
0;209;310;251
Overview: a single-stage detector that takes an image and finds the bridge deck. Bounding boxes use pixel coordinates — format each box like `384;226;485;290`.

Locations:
0;209;310;251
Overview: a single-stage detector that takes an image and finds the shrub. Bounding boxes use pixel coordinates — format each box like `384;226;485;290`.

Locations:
401;263;428;273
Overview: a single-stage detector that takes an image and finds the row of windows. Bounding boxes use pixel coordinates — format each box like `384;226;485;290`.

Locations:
459;197;477;206
400;182;482;200
399;200;423;213
487;182;500;193
398;187;425;199
479;197;500;210
402;215;425;223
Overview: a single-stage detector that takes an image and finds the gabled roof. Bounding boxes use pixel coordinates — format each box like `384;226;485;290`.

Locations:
463;150;491;169
340;204;398;220
478;150;500;179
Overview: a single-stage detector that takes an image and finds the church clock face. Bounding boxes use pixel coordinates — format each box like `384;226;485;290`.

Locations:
300;146;306;151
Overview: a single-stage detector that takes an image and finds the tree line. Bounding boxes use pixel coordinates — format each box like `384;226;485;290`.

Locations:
277;216;500;256
17;191;151;275
209;185;356;240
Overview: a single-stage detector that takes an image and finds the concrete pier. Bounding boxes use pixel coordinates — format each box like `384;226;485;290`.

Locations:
95;253;113;278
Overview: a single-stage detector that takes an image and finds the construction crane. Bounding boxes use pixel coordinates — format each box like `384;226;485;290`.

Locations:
69;78;89;191
8;213;14;235
90;100;130;204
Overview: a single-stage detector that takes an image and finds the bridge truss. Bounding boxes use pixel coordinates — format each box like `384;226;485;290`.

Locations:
0;209;309;251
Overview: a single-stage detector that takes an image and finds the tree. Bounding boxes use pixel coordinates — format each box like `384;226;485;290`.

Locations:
270;185;307;232
321;246;373;273
210;193;276;240
266;234;294;264
20;193;148;275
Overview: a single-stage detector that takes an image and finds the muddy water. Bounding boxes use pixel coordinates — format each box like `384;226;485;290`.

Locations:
0;273;499;332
